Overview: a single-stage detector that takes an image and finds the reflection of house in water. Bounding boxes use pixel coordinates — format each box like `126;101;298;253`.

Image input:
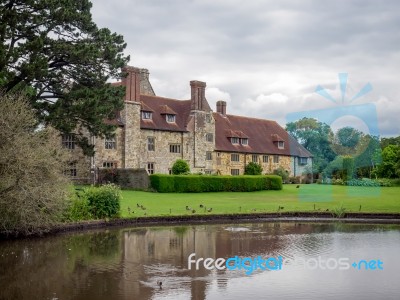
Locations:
121;223;317;299
122;225;217;299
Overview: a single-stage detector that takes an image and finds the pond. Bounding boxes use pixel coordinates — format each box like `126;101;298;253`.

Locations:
1;222;399;300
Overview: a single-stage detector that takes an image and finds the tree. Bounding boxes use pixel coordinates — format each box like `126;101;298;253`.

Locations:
354;135;381;178
0;0;129;155
375;145;400;178
286;117;336;173
244;162;263;175
0;93;70;236
380;136;400;149
342;156;355;181
331;127;362;155
172;159;190;175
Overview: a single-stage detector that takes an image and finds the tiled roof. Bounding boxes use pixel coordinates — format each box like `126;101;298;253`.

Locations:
139;95;191;132
140;101;154;112
159;104;177;115
214;113;313;157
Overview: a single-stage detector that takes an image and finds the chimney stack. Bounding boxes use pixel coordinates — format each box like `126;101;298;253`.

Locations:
190;80;207;111
216;100;227;115
122;66;141;102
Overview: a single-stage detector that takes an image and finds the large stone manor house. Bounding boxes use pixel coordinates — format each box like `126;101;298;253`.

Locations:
63;66;312;180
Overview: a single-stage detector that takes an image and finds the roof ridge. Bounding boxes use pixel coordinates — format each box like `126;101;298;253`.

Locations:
141;95;191;102
213;112;277;123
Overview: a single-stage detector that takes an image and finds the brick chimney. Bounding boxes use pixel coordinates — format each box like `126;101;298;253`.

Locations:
121;66;141;102
190;80;208;111
216;100;227;115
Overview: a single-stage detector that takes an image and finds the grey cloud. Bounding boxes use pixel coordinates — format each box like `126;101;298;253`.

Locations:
91;0;400;136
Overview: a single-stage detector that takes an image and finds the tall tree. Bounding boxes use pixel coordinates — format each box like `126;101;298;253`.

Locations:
0;0;129;154
286;117;336;173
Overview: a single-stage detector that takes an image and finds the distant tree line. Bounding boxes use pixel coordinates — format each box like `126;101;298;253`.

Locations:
286;117;400;180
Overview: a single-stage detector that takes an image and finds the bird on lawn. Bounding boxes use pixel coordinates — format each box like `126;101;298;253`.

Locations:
192;209;196;214
137;203;141;207
296;185;300;188
186;206;191;210
207;208;213;212
199;204;204;208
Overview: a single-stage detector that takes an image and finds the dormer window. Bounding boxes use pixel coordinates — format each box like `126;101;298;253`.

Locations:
231;137;239;144
166;114;176;123
142;111;152;120
278;141;285;149
241;138;248;145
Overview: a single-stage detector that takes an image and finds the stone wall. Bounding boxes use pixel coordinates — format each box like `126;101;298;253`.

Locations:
138;129;189;174
213;152;292;175
122;101;142;168
186;111;216;173
98;168;149;189
93;126;124;168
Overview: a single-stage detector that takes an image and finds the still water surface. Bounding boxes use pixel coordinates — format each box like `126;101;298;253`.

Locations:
1;222;399;300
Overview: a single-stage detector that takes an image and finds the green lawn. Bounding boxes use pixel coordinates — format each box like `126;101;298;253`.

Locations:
119;184;400;218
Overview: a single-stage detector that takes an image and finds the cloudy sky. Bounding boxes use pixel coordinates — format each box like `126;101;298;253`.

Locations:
91;0;399;137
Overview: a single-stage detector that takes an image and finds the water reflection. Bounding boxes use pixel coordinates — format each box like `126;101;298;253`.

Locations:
0;223;399;300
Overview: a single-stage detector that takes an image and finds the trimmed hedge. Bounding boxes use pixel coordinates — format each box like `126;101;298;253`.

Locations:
149;174;282;193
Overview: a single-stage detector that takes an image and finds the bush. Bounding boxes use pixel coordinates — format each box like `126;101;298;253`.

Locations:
332;178;345;185
83;184;121;219
149;174;282;192
64;191;92;221
273;167;289;182
346;179;378;187
244;162;263;175
0;94;69;236
172;159;190;175
389;178;400;186
375;178;394;187
288;176;301;184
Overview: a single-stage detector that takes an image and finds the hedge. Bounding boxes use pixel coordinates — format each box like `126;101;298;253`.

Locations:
149;174;282;193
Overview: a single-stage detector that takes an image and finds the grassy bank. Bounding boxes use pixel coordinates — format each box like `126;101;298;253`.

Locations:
119;184;400;218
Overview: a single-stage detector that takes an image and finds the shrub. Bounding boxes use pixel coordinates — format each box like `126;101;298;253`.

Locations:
0;94;69;236
345;178;382;187
65;191;92;221
273;167;289;182
172;159;190;175
389;178;400;186
288;176;301;184
149;174;175;192
83;184;121;219
332;178;345;185
149;174;282;192
376;178;393;187
244;162;263;175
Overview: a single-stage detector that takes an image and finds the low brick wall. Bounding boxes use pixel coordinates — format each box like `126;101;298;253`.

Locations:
98;168;149;190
